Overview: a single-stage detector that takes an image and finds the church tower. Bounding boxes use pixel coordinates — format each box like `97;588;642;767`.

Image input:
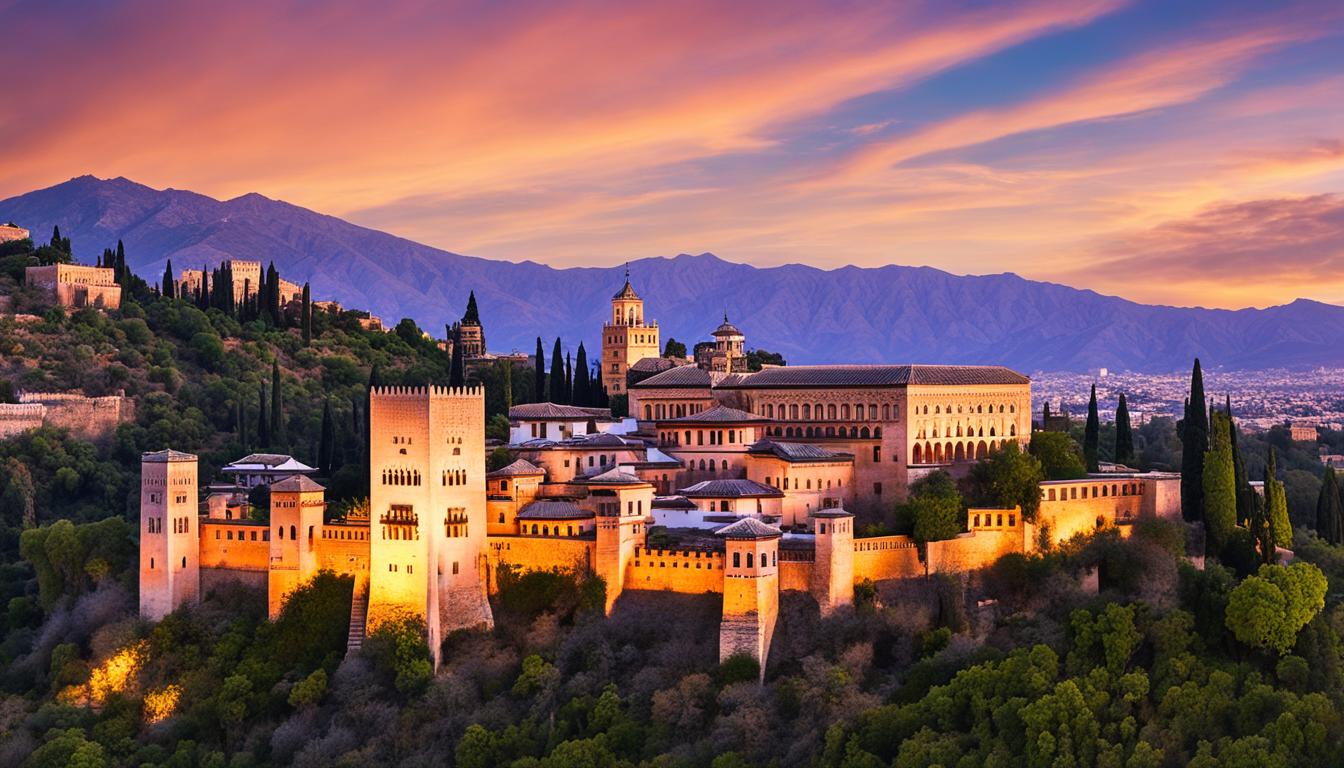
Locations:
267;475;326;619
139;449;200;621
717;518;781;682
456;291;486;359
600;268;660;396
367;386;493;664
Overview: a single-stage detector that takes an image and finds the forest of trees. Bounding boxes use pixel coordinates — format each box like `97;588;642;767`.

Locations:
4;234;1344;765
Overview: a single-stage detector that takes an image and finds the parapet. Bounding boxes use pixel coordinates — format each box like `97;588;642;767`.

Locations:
369;385;484;399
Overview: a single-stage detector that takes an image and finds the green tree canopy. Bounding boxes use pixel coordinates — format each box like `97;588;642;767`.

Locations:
1225;562;1327;655
967;441;1045;521
1029;431;1087;480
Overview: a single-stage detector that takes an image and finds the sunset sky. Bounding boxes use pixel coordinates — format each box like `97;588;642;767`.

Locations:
4;0;1343;309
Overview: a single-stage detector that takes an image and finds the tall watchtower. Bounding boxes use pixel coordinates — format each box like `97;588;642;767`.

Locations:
600;268;660;396
809;507;854;616
267;475;326;619
139;449;200;621
367;386;493;664
717;517;782;682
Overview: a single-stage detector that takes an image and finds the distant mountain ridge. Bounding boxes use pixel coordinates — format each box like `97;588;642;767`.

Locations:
3;175;1342;373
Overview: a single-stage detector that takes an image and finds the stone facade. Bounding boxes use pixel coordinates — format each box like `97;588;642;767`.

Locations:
24;264;122;310
138;450;201;621
0;225;30;244
600;277;660;395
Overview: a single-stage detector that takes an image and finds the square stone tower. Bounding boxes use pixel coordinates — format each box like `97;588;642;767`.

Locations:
717;518;782;682
267;475;326;619
600;270;660;396
139;449;200;621
809;508;854;615
367;386;493;663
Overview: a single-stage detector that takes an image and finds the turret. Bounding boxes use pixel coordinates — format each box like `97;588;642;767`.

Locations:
267;475;326;619
809;507;854;615
589;468;653;612
717;517;782;682
139;449;200;621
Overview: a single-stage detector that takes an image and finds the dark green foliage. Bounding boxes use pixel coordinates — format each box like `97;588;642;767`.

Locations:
966;440;1045;521
1203;410;1237;553
1179;358;1209;522
1265;447;1292;549
1029;430;1086;480
269;359;285;449
301;282;312;344
533;336;545;403
462;290;480;324
18;517;135;610
161;259;175;298
1317;468;1343;545
745;348;786;371
663;337;687;358
449;324;465;387
318;398;334;476
717;654;760;685
257;383;270;449
1083;383;1100;471
892;470;962;546
573;343;591;406
548;337;565;404
1114;392;1133;466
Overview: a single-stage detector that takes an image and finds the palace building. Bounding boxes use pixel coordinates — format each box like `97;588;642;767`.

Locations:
138;277;1181;676
24;263;122;310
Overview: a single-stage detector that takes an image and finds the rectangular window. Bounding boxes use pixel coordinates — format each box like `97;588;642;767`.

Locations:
873;446;881;462
452;561;460;575
874;482;882;495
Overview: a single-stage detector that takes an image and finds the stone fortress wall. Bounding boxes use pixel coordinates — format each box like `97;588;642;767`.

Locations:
0;391;133;440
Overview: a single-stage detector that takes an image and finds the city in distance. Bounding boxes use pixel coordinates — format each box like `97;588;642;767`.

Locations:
2;2;1344;767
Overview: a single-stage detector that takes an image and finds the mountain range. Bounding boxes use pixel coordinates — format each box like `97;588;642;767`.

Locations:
2;175;1341;373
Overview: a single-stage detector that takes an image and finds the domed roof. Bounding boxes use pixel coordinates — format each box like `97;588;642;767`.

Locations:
712;313;742;337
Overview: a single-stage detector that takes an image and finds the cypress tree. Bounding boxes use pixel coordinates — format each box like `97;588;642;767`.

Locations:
265;262;281;326
1265;447;1292;549
257;385;270;449
1202;410;1236;553
162;260;175;299
1227;395;1252;526
1178;358;1209;522
1317;467;1344;545
1083;384;1100;472
449;326;465;387
534;337;546;403
270;360;285;449
318;399;334;476
565;352;573;405
503;360;514;411
50;225;61;250
1114;393;1133;466
463;291;480;324
115;240;126;281
549;338;565;404
301;282;312;345
573;343;590;407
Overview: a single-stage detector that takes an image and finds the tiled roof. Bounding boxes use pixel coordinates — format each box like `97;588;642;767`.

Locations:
270;475;326;493
487;459;545;478
516;432;645;450
517;500;593;520
223;453;315;472
747;440;854;462
509;402;612;420
679;478;783;498
612;280;641;300
712;315;742;337
663;405;768;424
716;364;1029;389
715;517;782;539
629;357;678;374
583;468;646;485
142;448;197;463
652;495;697;509
631;365;712;389
810;507;854;519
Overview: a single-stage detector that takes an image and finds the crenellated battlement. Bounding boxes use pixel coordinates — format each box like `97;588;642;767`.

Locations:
0;404;46;419
369;385;484;399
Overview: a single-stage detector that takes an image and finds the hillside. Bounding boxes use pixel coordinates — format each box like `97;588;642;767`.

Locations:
3;175;1344;372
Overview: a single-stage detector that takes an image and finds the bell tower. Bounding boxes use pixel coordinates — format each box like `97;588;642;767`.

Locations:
139;449;200;621
600;266;660;396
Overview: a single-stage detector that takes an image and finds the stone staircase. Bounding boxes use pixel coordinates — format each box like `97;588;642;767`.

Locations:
346;579;369;653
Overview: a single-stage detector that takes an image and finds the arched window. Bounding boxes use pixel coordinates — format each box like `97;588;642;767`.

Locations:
802;404;811;420
746;552;754;568
289;525;296;540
